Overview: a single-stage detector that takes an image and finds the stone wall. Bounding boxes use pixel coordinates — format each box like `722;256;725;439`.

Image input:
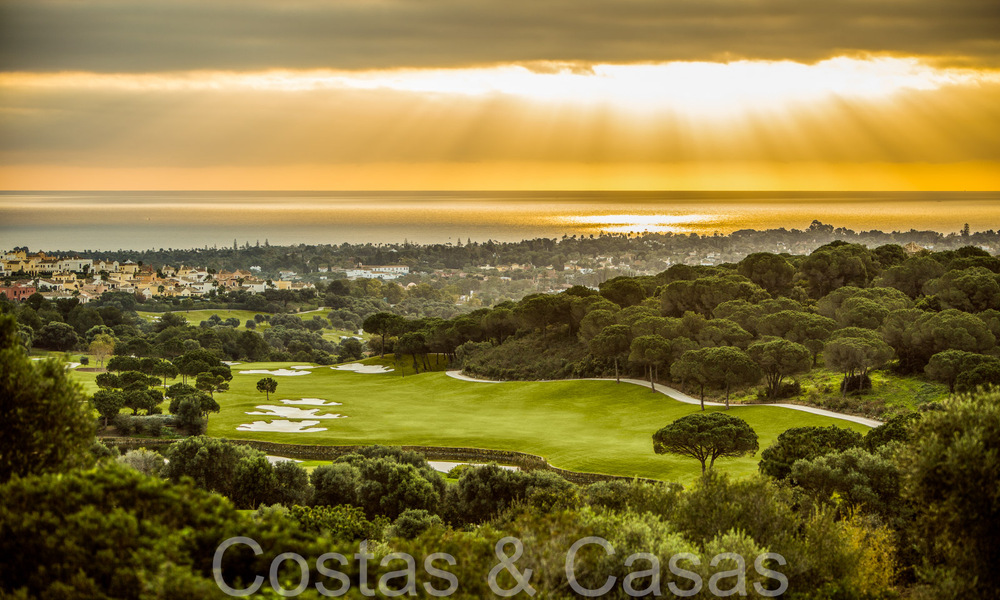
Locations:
100;437;658;485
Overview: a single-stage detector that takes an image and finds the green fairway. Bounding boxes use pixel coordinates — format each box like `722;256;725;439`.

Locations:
135;309;270;330
207;358;872;484
134;308;365;342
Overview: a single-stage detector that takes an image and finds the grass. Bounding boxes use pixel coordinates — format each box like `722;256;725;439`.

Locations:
133;308;367;343
135;309;270;330
794;368;948;417
202;357;872;485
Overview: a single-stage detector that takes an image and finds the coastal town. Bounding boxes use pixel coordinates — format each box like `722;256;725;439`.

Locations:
3;221;999;308
0;249;420;304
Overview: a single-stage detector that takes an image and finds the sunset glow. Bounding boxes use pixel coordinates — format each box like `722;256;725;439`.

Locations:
1;0;999;190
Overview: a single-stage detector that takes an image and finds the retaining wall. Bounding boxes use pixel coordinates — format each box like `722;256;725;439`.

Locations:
99;437;658;485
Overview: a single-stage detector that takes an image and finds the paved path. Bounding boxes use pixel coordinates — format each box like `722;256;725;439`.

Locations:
445;371;882;427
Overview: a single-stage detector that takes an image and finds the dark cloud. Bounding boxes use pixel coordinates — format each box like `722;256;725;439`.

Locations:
1;0;998;72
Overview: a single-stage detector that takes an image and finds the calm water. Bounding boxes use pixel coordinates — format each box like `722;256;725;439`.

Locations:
1;191;998;251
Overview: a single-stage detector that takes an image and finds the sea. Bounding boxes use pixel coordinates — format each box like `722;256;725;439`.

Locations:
1;191;998;252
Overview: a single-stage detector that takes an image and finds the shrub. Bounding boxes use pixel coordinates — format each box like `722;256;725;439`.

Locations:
272;460;313;506
113;414;136;436
584;479;683;517
117;448;166;477
840;373;873;395
386;509;444;539
759;425;863;480
310;463;360;507
288;505;385;541
142;419;163;437
89;439;119;461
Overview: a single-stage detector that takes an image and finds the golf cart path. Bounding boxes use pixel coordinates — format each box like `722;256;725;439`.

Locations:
445;371;882;428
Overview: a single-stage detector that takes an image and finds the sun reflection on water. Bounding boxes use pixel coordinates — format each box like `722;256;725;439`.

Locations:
555;213;720;234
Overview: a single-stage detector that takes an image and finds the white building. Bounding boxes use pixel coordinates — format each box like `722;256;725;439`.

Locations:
57;257;94;272
345;264;410;280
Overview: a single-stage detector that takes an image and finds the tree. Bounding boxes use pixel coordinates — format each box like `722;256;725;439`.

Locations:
757;310;837;366
874;256;945;299
106;355;140;372
872;243;908;269
124;387;163;416
955;360;1000;393
151;359;179;388
91;389;125;428
800;242;876;298
924;267;1000;313
589;324;632;383
737;252;796;296
790;446;901;520
0;464;280;598
35;321;79;351
835;296;890;329
195;371;229;397
599;277;647;308
256;377;277;400
823;335;894;396
311;463;360;506
162;436;259;499
88;333;115;369
172;348;223;383
898;394;1000;597
925;350;997;393
169;391;219;434
747;339;812;399
153;311;189;332
817;286;912;321
628;335;672;391
0;314;94;483
670;349;710;409
337;337;365;363
273;460;313;506
231;453;280;509
863;413;920;452
758;425;863;480
699;346;761;408
395;331;428;375
653;412;759;473
579;309;618;343
882;308;996;372
660;275;770;318
362;312;405;357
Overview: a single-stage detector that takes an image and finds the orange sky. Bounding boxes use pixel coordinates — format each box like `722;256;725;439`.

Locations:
2;2;999;190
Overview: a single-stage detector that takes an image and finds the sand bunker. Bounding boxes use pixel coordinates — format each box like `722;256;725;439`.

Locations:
247;405;345;419
237;420;327;433
428;461;520;473
280;398;342;406
222;361;243;366
332;363;394;374
31;358;81;369
239;369;311;376
266;455;303;465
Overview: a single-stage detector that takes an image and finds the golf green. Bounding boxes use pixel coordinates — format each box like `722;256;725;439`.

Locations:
209;359;872;484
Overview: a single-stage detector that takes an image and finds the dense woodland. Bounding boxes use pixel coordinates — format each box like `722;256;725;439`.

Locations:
4;237;999;425
2;315;999;598
2;233;999;598
17;220;1000;277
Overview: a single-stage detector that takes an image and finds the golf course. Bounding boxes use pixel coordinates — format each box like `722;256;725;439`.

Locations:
200;357;873;483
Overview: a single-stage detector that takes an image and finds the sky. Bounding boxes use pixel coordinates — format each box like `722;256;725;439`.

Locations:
1;0;999;190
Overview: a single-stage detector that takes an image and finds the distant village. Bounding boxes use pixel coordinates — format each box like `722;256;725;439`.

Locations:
0;249;412;304
3;221;997;308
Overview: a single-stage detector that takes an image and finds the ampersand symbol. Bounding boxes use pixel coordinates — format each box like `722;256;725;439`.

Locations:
488;536;536;597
